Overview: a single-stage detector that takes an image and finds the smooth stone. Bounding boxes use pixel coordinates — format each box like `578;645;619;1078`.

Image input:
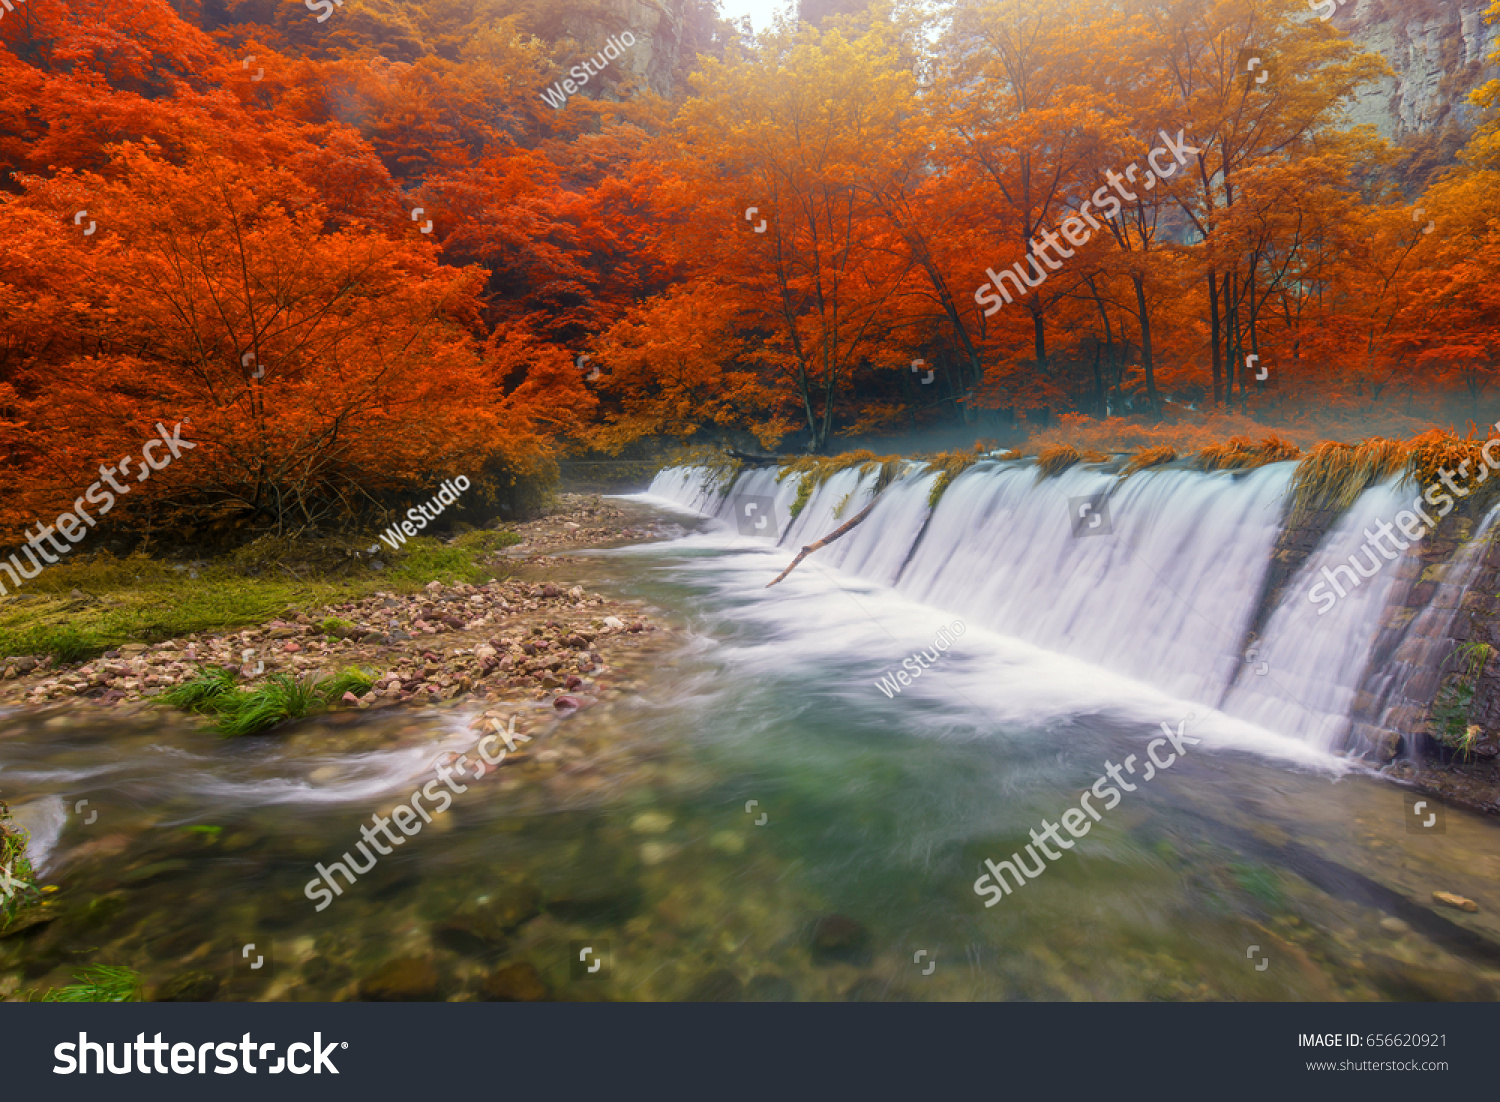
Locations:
810;914;873;965
359;956;440;1001
845;976;909;1001
154;971;221;1002
1363;955;1496;1001
630;811;673;835
433;882;541;952
639;841;678;866
1432;890;1479;913
55;891;130;936
480;962;551;1002
708;831;745;855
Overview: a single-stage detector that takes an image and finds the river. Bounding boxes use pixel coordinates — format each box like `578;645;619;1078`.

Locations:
2;466;1498;1001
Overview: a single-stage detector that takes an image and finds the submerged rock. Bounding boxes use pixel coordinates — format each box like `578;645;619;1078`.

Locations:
630;811;673;835
433;881;541;953
480;962;551;1002
1431;890;1479;913
810;914;873;965
53;891;129;938
1363;955;1496;1001
359;956;441;1001
543;849;644;924
301;955;354;988
154;971;221;1002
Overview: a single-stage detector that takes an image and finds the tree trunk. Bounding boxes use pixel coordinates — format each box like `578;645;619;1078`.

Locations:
1207;271;1223;406
1132;272;1157;413
1223;271;1238;410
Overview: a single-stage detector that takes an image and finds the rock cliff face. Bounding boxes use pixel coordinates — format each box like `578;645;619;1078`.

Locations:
1338;0;1498;140
568;0;1497;135
555;0;716;99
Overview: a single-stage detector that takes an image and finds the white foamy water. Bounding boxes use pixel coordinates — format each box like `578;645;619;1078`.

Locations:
0;711;492;823
7;795;66;871
1221;479;1423;750
636;459;1480;759
644;533;1344;770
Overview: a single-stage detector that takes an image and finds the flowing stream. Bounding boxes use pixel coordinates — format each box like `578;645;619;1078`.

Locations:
2;465;1499;1002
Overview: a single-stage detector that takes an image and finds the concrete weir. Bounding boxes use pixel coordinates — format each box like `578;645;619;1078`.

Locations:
649;458;1500;762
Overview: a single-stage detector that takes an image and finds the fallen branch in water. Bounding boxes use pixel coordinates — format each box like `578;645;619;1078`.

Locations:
766;500;878;587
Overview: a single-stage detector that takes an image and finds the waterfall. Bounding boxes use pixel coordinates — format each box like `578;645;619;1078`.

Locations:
642;460;1494;753
1218;479;1419;751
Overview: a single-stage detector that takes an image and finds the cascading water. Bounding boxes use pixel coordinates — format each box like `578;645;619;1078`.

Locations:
645;459;1492;753
1217;478;1467;753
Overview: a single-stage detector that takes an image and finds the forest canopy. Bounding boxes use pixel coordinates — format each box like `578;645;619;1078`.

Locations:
2;0;1497;539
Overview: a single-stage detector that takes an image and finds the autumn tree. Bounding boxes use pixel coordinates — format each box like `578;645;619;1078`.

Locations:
937;0;1125;389
667;15;918;452
1139;0;1386;405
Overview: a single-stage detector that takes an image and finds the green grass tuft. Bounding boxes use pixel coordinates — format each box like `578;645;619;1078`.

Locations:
39;965;143;1002
1431;642;1493;760
214;673;323;737
159;666;240;712
320;666;376;701
776;452;902;520
320;616;356;638
452;529;522;553
1230;863;1286;909
161;667;376;736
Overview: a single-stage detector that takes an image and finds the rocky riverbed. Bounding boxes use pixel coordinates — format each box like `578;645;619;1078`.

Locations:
0;492;723;1001
0;495;680;718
